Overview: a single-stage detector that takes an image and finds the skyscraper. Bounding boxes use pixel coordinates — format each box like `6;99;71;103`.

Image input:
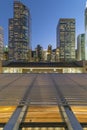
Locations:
56;18;75;62
0;27;4;60
8;1;31;61
77;34;85;61
35;44;43;62
85;1;87;60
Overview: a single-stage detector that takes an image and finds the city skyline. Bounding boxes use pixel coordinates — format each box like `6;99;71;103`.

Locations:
0;0;86;49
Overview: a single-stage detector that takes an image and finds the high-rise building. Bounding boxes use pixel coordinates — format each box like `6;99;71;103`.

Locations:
3;45;9;61
77;34;85;61
8;1;31;61
85;1;87;60
35;44;43;62
55;47;60;62
56;18;76;62
47;44;52;62
0;27;4;60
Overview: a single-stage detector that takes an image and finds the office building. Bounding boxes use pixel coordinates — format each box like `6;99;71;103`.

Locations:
47;44;52;62
2;61;83;73
0;27;4;60
57;18;75;62
43;49;48;62
0;73;87;130
8;1;31;61
77;34;85;61
55;47;60;62
85;1;87;60
35;45;43;62
3;45;9;61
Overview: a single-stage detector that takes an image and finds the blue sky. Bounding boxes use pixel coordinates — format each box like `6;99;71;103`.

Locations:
0;0;86;49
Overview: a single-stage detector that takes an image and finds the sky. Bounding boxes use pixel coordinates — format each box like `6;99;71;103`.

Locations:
0;0;86;50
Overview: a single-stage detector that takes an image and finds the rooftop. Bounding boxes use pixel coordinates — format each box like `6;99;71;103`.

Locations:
2;61;83;67
0;73;87;130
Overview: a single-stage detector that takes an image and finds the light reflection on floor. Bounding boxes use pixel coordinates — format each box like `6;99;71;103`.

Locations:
0;106;16;123
1;106;87;124
24;106;63;122
71;106;87;122
22;128;65;130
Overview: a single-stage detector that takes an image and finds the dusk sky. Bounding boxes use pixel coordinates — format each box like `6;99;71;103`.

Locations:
0;0;86;49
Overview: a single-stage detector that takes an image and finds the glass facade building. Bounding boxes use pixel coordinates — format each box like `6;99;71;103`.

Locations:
85;1;87;60
56;19;75;62
77;34;85;61
8;1;31;61
0;27;4;60
35;45;43;62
